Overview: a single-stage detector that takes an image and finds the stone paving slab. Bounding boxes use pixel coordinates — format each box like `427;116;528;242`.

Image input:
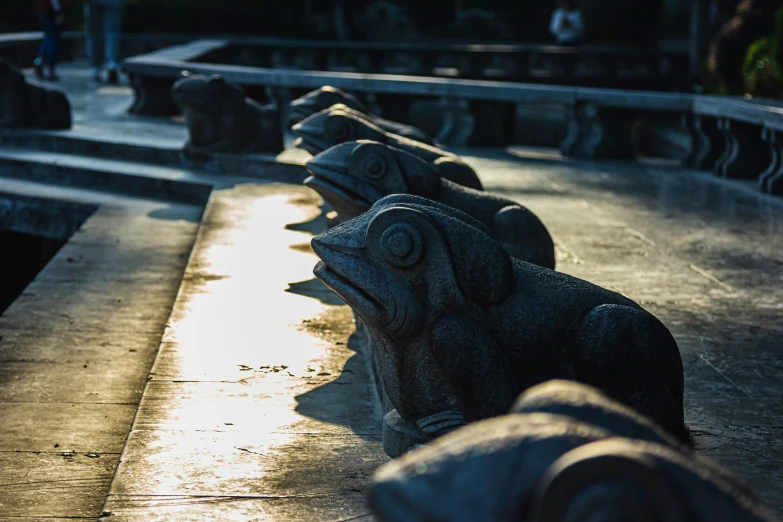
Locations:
101;184;384;521
104;494;374;522
0;452;119;518
0;181;203;518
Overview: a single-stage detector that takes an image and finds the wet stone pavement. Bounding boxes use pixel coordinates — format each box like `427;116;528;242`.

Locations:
0;64;781;519
100;149;783;519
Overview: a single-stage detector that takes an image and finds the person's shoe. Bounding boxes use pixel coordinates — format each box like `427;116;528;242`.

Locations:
106;68;119;85
88;67;101;82
45;66;59;82
33;58;44;80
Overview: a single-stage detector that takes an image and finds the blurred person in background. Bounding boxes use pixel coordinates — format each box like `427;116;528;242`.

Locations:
84;0;124;84
34;0;66;80
549;0;584;46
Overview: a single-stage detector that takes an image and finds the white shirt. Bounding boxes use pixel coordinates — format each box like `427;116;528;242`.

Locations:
549;9;584;43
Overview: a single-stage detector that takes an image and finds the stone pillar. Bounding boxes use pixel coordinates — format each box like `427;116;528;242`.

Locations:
435;97;475;147
759;126;783;195
267;86;293;142
682;113;724;170
561;102;636;160
714;118;771;179
127;73;179;116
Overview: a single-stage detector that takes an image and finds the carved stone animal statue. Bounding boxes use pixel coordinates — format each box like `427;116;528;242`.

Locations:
289;86;434;145
369;381;777;522
0;58;70;129
311;194;685;442
305;140;555;269
292;104;483;191
171;73;282;156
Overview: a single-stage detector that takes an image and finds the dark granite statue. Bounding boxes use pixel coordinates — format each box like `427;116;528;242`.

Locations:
305;141;555;269
370;381;777;522
289;86;435;145
0;59;70;130
311;194;685;442
292;104;483;191
171;73;282;157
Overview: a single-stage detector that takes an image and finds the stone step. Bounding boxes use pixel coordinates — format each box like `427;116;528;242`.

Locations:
0;129;184;166
0;130;309;183
0;147;212;205
0;187;96;241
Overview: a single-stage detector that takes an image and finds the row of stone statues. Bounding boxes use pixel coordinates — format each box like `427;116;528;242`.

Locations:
370;380;778;522
287;86;778;521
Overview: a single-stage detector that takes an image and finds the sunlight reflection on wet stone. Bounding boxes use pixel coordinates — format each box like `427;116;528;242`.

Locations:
107;183;385;507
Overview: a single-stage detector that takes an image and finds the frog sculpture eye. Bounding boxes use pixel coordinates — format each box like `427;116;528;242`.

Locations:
325;114;354;142
362;154;387;180
380;223;423;268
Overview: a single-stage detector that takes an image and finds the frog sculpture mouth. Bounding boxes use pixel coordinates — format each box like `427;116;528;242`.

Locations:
288;104;318;128
312;255;388;326
292;125;333;156
304;154;388;218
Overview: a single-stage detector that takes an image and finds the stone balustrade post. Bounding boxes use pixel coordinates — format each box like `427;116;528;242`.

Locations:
760;126;783;195
714;118;770;180
127;73;179;116
561;101;636;160
682;113;724;170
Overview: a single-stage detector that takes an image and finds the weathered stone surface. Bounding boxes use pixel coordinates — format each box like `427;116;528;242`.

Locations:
311;194;685;451
292;103;483;190
305;140;555;269
370;381;777;522
0;58;71;130
289;85;434;145
171;73;282;158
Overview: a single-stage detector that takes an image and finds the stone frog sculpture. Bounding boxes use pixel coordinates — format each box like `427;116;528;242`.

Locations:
311;194;685;443
305;140;556;269
171;73;282;157
289;86;434;145
292;104;483;191
370;381;777;522
0;58;70;129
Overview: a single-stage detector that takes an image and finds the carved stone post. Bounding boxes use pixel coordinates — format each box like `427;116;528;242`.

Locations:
268;86;293;143
127;73;179;116
682;113;724;170
561;102;636;159
759;126;783;195
435;97;475;147
714;118;770;179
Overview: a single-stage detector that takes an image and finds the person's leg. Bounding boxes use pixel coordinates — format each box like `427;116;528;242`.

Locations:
46;17;62;79
103;4;124;83
84;3;104;80
35;16;54;79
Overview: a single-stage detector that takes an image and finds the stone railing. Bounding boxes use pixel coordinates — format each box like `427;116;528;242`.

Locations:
183;37;690;90
122;41;783;196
